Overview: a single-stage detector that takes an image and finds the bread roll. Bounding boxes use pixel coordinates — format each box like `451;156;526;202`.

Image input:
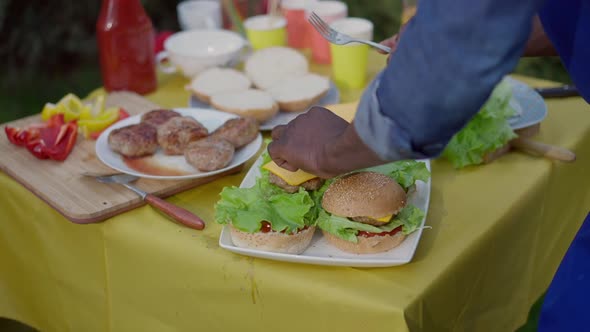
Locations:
322;172;407;220
210;89;279;123
188;67;251;104
245;47;308;90
267;73;330;112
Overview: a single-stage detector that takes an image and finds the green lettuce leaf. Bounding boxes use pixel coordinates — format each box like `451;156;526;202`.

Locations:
317;205;425;243
394;205;425;235
442;79;518;168
214;179;316;234
364;160;430;190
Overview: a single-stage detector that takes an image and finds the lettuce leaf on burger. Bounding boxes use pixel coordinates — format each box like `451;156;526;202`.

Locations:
215;151;321;254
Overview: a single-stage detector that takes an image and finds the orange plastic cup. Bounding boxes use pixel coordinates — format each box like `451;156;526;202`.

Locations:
282;0;317;49
306;1;348;64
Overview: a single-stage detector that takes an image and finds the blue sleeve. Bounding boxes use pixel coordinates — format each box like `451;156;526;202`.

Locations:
354;0;543;161
539;0;590;103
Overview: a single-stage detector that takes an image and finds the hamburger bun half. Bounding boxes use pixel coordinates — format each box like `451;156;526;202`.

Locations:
322;229;406;254
187;67;251;104
210;89;279;123
229;225;316;254
267;73;330;112
322;172;407;224
244;47;308;90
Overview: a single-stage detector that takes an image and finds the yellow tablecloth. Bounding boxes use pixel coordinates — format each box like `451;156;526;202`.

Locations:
1;52;590;332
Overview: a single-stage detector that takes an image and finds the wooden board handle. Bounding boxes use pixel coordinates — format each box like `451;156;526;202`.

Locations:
145;194;206;230
512;137;576;162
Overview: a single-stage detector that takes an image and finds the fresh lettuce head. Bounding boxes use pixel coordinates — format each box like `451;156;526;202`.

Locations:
442;78;517;168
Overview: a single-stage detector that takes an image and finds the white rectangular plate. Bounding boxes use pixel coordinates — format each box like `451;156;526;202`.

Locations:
218;157;431;267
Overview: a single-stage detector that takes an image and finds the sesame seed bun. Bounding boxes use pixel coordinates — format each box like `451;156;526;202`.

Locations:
321;172;407;223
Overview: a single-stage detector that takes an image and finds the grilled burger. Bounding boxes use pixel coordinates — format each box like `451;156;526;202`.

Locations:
318;171;425;254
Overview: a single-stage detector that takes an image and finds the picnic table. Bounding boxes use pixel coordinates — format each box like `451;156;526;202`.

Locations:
1;52;589;332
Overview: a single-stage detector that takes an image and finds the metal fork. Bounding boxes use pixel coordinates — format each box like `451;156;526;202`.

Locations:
308;12;391;53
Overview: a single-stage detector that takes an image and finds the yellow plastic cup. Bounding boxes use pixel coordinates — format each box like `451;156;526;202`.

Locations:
329;18;373;90
331;43;369;89
244;15;287;50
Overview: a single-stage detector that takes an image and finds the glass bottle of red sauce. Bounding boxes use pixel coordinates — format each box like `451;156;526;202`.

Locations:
96;0;157;95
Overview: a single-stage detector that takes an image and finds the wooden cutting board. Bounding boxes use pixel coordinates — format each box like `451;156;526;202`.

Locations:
0;92;242;224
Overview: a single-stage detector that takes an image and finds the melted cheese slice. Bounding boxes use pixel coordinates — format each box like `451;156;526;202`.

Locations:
262;161;318;186
373;215;393;223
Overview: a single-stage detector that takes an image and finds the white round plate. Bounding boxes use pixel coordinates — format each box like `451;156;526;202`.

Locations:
95;108;263;180
506;77;548;129
189;81;341;131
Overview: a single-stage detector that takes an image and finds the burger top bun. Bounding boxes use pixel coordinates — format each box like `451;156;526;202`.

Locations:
322;172;407;219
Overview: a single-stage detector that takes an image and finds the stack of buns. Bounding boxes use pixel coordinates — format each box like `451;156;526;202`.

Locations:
187;47;330;123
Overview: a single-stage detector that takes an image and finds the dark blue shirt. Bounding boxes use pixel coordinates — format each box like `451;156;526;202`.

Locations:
355;0;588;161
539;0;590;103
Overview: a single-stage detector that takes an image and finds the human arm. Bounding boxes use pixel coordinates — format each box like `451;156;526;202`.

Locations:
269;0;543;175
523;15;557;57
268;107;384;178
354;0;543;161
378;20;410;56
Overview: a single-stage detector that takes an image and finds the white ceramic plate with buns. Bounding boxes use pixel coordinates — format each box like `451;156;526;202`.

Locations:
189;81;340;130
188;47;340;131
218;155;431;267
96;108;262;180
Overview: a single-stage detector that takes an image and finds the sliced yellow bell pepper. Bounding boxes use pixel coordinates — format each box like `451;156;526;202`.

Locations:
58;94;85;122
41;103;60;121
78;107;120;138
41;93;125;139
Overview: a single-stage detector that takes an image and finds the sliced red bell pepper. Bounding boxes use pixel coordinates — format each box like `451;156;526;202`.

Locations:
45;121;78;161
5;126;41;146
25;137;49;159
5;114;78;161
5;127;25;146
118;108;130;120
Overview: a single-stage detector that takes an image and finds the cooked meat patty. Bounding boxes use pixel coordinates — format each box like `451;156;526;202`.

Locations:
351;216;392;226
108;123;158;157
157;116;209;155
141;109;181;127
268;172;324;193
210;117;259;148
184;138;235;172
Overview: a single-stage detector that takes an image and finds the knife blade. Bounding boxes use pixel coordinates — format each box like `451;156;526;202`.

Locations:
534;85;579;98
